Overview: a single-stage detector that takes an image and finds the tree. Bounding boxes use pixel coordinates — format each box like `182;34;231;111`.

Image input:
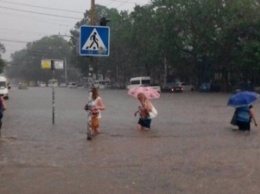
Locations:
7;0;260;91
6;36;76;83
0;42;6;73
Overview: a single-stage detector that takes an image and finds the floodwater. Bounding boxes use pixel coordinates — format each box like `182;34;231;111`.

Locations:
1;87;260;194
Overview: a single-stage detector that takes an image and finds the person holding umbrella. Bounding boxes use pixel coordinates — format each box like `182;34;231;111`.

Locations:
134;92;158;130
228;91;258;131
128;86;159;130
235;105;257;131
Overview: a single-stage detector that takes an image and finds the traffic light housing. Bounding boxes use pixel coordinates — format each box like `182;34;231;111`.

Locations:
99;17;110;26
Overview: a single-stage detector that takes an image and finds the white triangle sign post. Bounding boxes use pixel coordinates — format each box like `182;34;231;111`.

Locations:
80;26;110;57
82;28;107;52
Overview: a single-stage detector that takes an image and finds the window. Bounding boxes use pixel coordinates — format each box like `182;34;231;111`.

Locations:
131;80;141;85
0;82;6;87
141;80;151;85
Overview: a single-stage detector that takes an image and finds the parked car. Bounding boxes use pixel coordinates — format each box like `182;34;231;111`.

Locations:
199;82;221;92
232;82;254;93
59;83;67;87
178;82;195;91
110;82;126;89
18;82;28;90
48;79;58;87
68;82;77;88
199;83;211;92
39;82;47;87
161;83;184;93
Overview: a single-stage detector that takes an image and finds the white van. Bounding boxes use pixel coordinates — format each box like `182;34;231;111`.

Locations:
0;76;10;99
127;77;151;90
126;76;161;92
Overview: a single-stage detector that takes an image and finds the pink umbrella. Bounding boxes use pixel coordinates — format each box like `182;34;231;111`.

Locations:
128;86;160;99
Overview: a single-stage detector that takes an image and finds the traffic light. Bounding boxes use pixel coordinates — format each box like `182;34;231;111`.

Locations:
99;17;110;26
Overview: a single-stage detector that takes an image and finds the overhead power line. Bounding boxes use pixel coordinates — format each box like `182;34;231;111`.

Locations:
116;0;131;9
0;5;82;20
0;0;83;14
103;0;147;10
0;38;29;43
103;0;138;5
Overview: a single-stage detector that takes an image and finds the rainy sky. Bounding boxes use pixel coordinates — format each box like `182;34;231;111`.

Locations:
0;0;150;61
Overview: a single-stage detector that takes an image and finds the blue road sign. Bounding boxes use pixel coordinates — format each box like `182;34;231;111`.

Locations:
80;25;110;57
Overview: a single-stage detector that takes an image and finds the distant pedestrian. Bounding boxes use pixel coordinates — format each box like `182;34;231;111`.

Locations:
85;88;105;134
134;93;157;130
235;105;257;131
0;96;6;137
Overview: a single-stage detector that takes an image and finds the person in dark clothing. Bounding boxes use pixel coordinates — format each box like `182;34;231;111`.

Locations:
235;105;257;131
0;96;6;137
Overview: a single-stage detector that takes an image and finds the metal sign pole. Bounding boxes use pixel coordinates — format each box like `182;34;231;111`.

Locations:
86;0;95;141
87;64;94;140
51;60;55;125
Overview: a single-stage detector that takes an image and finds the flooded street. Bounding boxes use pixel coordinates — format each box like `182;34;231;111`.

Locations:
1;87;260;194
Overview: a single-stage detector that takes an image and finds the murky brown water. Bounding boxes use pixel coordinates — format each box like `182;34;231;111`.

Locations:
0;87;260;194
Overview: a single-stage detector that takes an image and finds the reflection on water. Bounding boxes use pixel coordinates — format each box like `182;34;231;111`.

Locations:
0;88;259;194
0;136;17;143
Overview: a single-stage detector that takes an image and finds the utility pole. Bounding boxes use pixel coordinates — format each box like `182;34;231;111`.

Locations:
90;0;95;25
86;0;95;141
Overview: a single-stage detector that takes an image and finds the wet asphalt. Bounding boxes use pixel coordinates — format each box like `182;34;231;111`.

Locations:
0;87;260;194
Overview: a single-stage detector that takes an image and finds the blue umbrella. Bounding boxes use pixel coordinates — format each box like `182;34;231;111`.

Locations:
227;91;259;107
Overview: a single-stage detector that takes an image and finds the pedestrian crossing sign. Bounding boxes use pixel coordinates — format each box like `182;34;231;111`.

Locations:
80;25;110;57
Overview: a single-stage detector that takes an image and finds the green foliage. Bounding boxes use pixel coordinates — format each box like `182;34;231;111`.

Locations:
7;0;260;89
6;36;78;83
0;42;6;74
